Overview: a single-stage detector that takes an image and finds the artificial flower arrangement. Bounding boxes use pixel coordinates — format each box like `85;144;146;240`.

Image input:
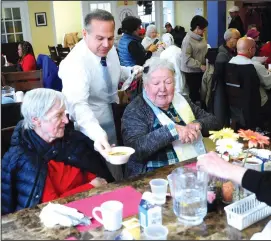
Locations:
208;128;270;204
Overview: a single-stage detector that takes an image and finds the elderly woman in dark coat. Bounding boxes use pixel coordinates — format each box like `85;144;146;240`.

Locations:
122;58;221;177
1;89;113;215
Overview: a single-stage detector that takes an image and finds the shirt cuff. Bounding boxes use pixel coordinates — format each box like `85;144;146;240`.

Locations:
166;123;179;140
241;169;262;193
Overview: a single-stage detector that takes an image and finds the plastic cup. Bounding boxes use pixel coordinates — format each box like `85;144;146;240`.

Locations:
149;179;168;205
167;174;174;196
144;224;168;240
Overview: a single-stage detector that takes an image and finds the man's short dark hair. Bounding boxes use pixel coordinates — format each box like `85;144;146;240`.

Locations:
165;22;172;28
84;9;115;31
121;16;142;35
190;15;208;31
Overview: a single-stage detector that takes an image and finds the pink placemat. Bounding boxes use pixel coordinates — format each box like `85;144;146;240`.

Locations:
65;186;142;232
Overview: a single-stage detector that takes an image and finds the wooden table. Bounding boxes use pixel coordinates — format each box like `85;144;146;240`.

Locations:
2;159;270;240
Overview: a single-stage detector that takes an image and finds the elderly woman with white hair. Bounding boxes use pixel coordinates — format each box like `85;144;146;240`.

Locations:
122;58;221;177
1;88;114;215
160;33;188;95
141;24;163;57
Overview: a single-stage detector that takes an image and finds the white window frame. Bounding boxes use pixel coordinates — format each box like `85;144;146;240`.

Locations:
137;1;156;27
2;1;32;43
81;1;117;29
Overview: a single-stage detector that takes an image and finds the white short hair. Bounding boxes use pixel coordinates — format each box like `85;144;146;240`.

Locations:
21;88;66;130
228;6;239;12
143;57;175;85
162;33;174;48
224;28;240;41
146;24;157;38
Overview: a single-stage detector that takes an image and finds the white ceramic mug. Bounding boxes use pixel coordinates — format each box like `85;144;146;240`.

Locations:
92;200;123;231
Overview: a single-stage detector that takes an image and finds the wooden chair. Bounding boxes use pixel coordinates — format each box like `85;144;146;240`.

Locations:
48;45;60;66
1;70;43;91
56;46;70;61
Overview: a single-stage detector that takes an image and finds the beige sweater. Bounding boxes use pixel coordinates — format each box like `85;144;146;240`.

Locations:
180;31;207;73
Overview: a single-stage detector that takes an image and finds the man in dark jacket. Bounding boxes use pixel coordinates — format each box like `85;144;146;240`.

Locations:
228;6;245;37
215;28;240;65
210;28;240;126
1;89;114;215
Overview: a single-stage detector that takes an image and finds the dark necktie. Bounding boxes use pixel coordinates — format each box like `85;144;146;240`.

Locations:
100;57;113;94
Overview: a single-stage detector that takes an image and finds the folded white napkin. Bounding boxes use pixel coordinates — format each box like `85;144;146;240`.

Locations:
39;202;91;228
250;220;271;240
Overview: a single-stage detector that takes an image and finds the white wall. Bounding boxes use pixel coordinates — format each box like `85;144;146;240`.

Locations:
53;1;83;45
174;1;204;32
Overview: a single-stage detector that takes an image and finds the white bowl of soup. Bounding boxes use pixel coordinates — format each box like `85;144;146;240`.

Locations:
106;146;135;165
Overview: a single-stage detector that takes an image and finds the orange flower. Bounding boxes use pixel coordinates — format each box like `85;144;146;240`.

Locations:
238;129;270;148
254;132;270;148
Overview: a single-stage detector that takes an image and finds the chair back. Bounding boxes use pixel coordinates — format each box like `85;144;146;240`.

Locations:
56;47;70;61
112;102;128;146
48;45;60;66
1;102;22;129
224;63;261;130
1;126;15;158
1;70;43;91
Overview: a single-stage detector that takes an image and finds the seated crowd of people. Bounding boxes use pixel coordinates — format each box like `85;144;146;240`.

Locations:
2;8;271;215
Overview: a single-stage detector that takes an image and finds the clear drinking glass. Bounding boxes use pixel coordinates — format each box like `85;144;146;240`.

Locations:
171;166;208;226
2;86;15;100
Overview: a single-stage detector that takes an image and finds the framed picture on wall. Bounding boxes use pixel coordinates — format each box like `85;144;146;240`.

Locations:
35;12;47;27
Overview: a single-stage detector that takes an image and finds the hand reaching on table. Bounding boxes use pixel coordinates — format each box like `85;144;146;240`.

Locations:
90;177;108;188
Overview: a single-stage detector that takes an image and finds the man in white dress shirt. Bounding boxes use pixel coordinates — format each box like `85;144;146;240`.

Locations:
59;9;140;180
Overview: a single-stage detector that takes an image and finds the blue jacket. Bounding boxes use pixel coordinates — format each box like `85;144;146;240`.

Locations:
1;121;114;215
37;54;62;91
118;33;141;67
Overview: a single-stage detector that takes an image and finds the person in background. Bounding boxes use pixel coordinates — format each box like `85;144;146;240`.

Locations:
17;41;37;71
215;28;240;65
142;25;164;57
197;152;271;206
59;10;142;181
228;6;245;37
210;29;240;127
165;22;174;35
180;15;208;103
247;24;258;31
1;88;113;215
246;29;261;55
173;25;186;48
114;27;123;48
118;16;157;67
160;33;187;95
259;41;271;66
229;37;271;121
200;48;218;110
122;58;221;177
138;28;146;39
141;25;158;49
